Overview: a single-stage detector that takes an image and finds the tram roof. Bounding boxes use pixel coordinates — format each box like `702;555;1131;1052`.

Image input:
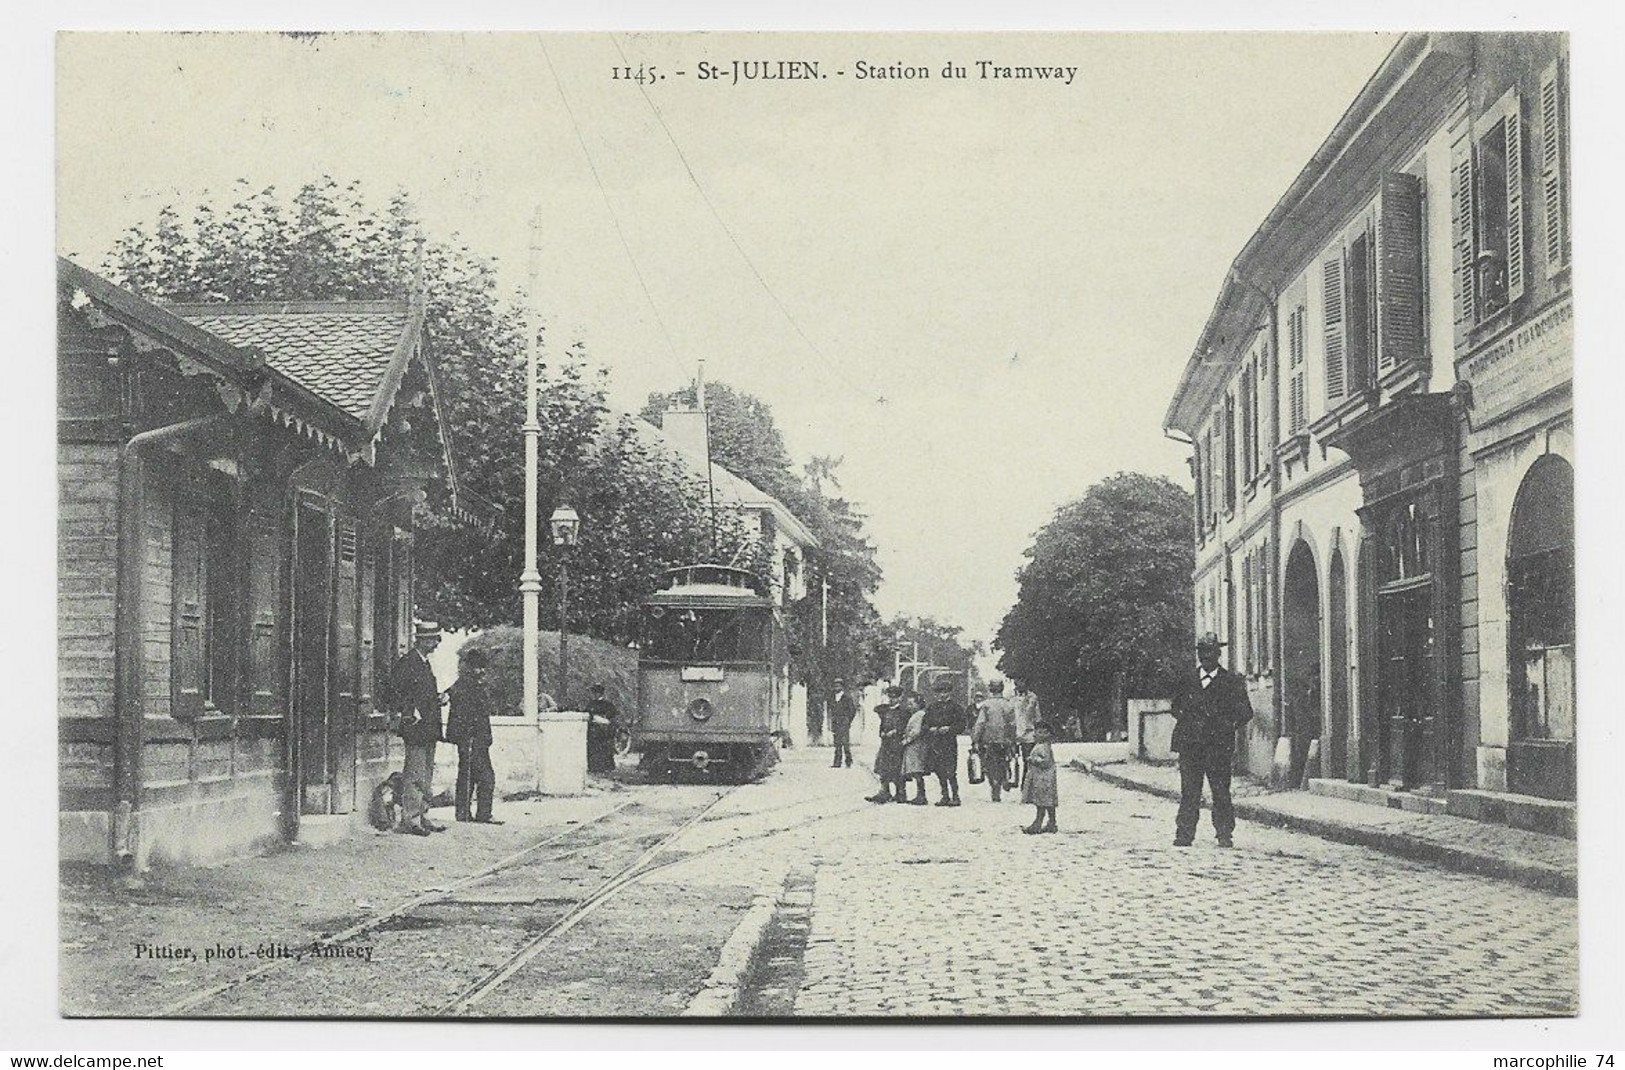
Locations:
642;564;772;605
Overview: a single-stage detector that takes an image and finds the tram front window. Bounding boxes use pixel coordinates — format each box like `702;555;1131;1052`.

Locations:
641;606;770;663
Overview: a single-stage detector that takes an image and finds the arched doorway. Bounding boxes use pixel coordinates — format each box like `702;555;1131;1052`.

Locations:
1506;454;1575;800
1327;547;1351;781
1282;539;1322;785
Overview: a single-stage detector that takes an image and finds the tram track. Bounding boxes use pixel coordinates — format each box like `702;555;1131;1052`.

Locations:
157;799;638;1017
160;777;873;1018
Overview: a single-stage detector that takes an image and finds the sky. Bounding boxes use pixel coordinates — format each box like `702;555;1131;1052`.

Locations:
56;30;1399;647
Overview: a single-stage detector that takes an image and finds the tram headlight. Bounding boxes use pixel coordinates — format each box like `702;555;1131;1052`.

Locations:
687;697;714;722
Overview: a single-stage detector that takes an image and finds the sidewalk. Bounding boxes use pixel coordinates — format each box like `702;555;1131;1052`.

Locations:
1076;756;1577;896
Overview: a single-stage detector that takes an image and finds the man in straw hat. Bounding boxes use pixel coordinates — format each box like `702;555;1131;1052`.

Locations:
388;621;447;836
1170;631;1255;847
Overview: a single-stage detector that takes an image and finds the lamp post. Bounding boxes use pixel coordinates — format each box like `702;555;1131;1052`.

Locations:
549;504;580;707
521;211;544;724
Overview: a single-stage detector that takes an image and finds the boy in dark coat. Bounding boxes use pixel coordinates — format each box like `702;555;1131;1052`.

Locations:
445;648;498;823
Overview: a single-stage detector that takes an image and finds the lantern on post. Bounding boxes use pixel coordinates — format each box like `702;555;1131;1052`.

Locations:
549;504;581;705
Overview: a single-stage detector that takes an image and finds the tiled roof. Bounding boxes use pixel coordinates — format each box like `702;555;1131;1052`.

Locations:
165;300;414;426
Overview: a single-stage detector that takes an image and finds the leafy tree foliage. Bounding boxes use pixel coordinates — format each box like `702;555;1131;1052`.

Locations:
994;473;1194;737
105;177;751;638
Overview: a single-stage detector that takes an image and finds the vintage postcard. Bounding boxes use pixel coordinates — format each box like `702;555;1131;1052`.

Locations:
48;29;1581;1025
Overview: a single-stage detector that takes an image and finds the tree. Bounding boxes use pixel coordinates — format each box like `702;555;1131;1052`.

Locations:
994;473;1194;738
105;178;740;638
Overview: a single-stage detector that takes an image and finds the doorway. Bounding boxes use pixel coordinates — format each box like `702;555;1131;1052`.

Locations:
1282;540;1322;785
294;500;335;815
1327;547;1351;780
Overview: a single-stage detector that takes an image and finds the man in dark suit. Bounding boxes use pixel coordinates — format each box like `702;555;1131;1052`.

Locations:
1171;631;1255;847
829;678;857;768
445;648;498;824
388;621;446;836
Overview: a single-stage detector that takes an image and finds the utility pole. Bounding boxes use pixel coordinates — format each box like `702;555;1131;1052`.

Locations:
521;210;544;725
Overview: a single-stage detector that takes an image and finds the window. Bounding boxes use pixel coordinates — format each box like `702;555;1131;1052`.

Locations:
641;605;772;664
1192;440;1206;540
1539;59;1571;274
1239;354;1260;485
1287;306;1307;433
1453;91;1526;332
1324;173;1424;407
173;501;236;719
1223;394;1237;512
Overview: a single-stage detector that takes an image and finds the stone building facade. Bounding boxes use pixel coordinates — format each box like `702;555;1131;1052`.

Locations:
1163;33;1573;814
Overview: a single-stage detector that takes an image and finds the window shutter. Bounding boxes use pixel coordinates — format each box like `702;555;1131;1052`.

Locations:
1378;172;1424;375
1288;306;1307;433
334;520;359;726
1322;255;1348;404
1540;60;1568;272
1223;394;1237;511
245;511;282;717
1504;100;1526;303
1450;133;1477;341
173;509;207;720
358;542;376;719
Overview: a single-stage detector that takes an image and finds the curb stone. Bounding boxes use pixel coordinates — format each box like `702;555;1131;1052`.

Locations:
682;883;783;1016
1075;760;1576;897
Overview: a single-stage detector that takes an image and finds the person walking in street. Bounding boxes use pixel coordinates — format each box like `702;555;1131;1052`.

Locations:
445;648;499;824
866;684;910;803
1171;631;1256;848
971;680;1017;802
924;677;963;806
585;683;621;775
829;678;857;768
900;692;930;805
1021;722;1059;834
387;621;447;837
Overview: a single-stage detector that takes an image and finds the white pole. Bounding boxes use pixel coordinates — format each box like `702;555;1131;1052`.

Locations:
521;211;544;724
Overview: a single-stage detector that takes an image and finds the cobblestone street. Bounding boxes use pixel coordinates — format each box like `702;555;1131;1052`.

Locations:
656;746;1578;1019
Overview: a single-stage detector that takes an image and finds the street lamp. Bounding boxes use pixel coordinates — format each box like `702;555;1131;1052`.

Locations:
550;504;580;706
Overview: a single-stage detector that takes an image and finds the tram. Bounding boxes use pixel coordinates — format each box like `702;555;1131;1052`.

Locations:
634;564;784;781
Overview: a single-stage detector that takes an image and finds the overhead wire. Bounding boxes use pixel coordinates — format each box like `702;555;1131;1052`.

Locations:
608;33;890;407
537;36;693;385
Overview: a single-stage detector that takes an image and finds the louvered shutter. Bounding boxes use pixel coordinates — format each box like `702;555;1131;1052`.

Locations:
1504;100;1526;303
358;541;376;720
1288;307;1307;433
334;520;359;724
173;509;207;720
245;512;283;717
1377;172;1424;375
1322;255;1348;404
1450;133;1477;342
1540;60;1568;272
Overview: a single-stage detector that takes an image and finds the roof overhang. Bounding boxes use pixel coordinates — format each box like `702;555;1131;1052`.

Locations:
1163;32;1473;435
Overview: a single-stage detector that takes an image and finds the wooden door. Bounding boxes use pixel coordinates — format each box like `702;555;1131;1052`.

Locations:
294;500;335;814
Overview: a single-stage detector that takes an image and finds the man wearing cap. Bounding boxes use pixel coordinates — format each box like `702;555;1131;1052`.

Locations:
1171;631;1255;847
923;677;963;806
866;684;909;803
829;678;858;768
445;648;499;824
971;680;1018;802
388;622;447;836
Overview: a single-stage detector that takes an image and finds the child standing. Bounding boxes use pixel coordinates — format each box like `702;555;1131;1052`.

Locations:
900;693;930;805
1021;722;1058;834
